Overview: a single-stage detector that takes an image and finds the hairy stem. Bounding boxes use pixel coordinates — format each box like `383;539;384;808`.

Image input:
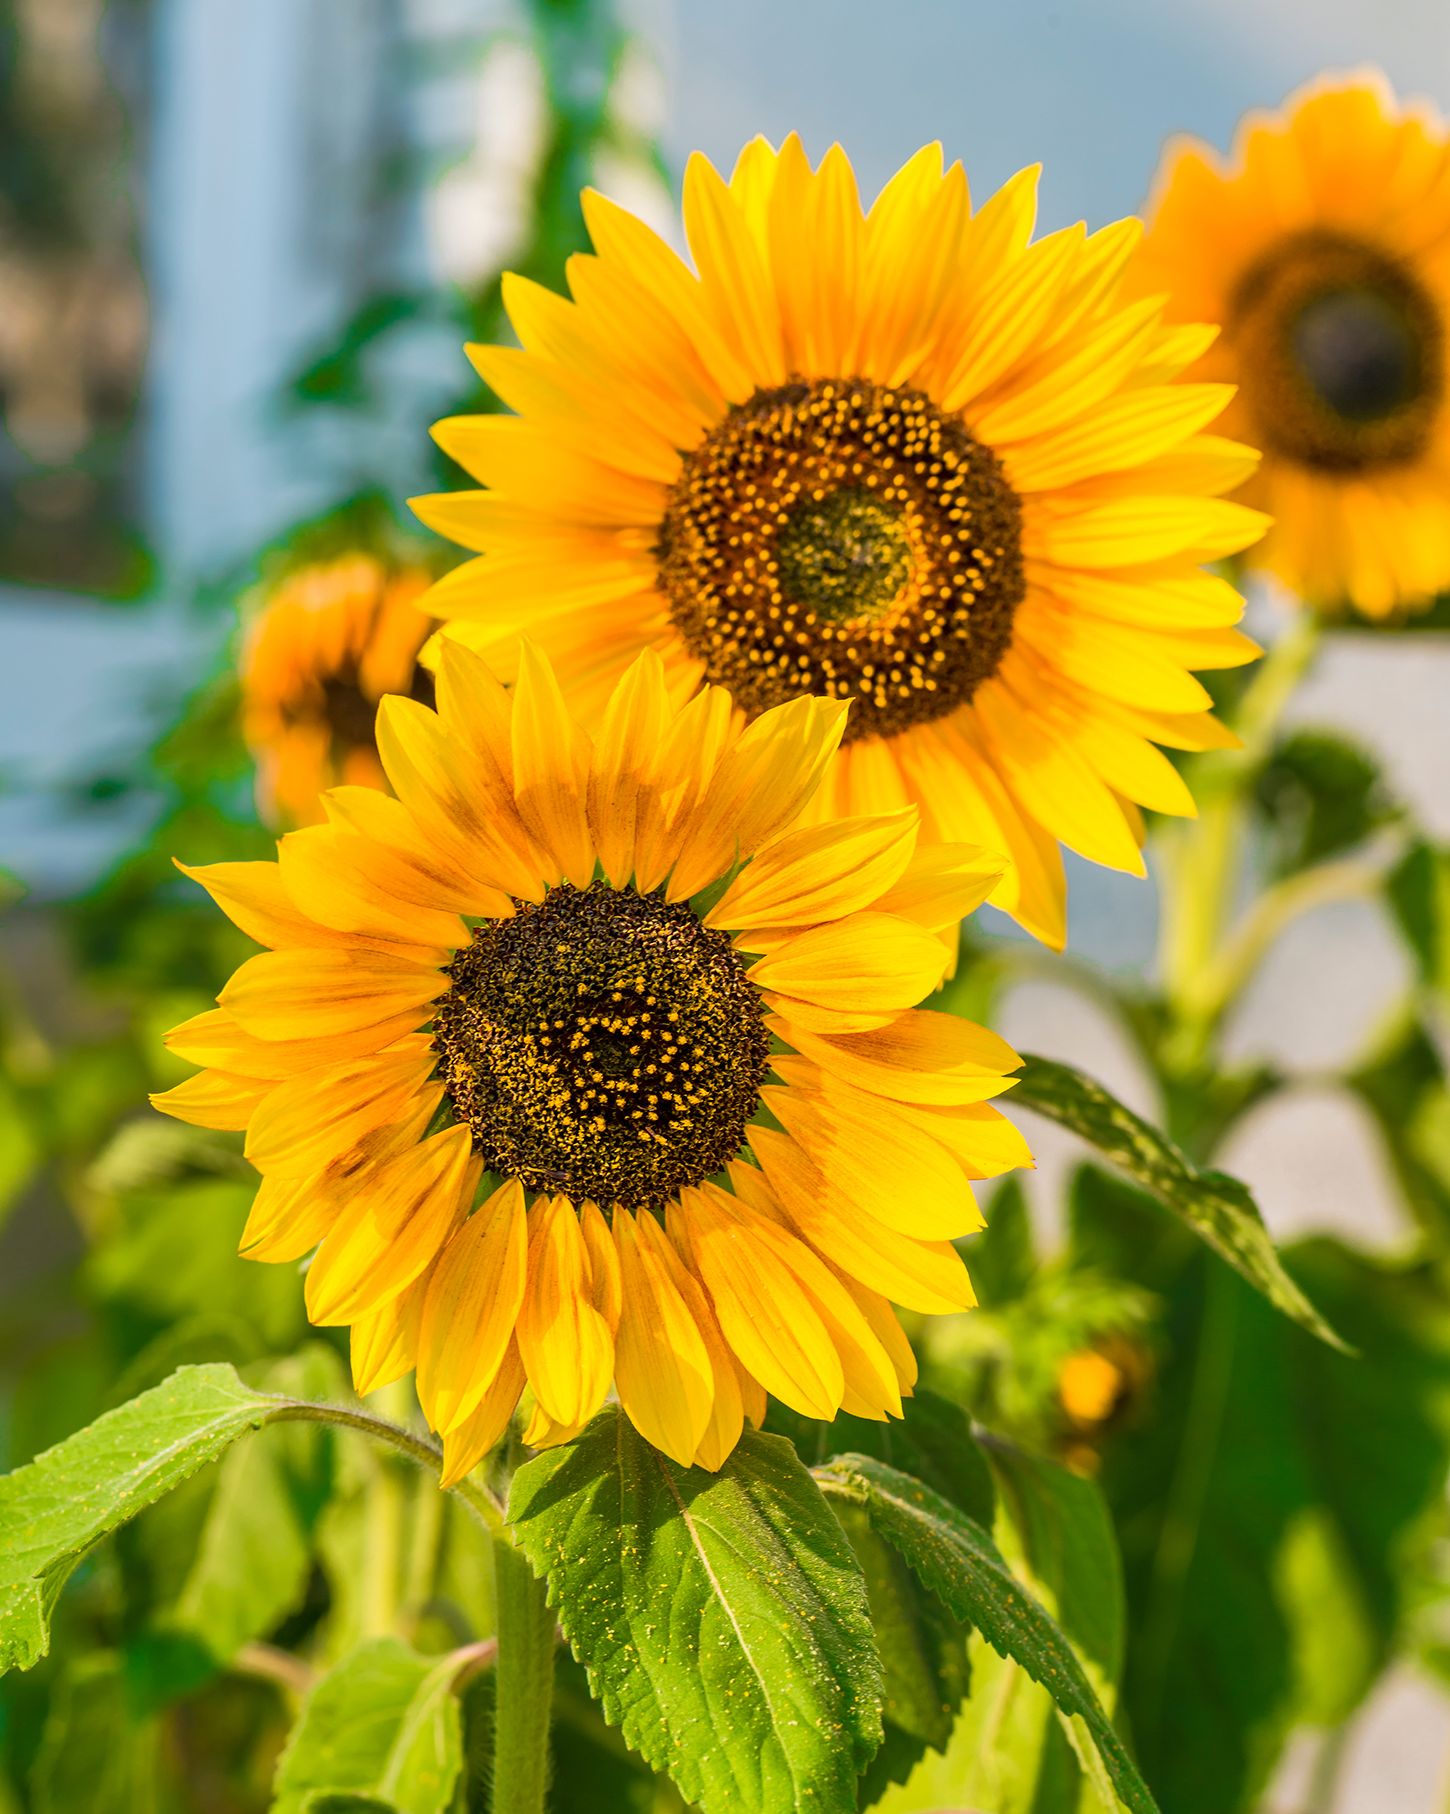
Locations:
266;1397;506;1538
492;1539;556;1814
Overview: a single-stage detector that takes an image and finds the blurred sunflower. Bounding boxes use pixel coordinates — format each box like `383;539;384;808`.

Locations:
242;552;434;826
410;137;1264;948
153;644;1030;1480
1136;72;1450;619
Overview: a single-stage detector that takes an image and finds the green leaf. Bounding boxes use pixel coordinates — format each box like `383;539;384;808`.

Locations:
0;1363;276;1673
507;1408;884;1814
766;1393;991;1798
965;1175;1039;1306
1387;840;1450;999
986;1443;1125;1694
1255;727;1397;876
767;1387;995;1530
29;1654;160;1813
833;1505;970;1802
1013;1054;1346;1349
872;1445;1123;1814
271;1638;463;1814
815;1454;1157;1814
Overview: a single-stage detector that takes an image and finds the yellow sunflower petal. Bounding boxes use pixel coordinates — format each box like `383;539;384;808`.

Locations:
707;809;919;933
149;1069;273;1132
304;1126;478;1327
772;1008;1020;1107
516;1195;614;1430
239;1169;341;1263
670;1188;844;1420
748;912;948;1033
612;1209;715;1467
439;1340;527;1488
417;1177;530;1434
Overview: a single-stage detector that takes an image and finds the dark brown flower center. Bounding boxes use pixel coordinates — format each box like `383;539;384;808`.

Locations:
658;377;1025;743
433;882;769;1209
1231;231;1443;471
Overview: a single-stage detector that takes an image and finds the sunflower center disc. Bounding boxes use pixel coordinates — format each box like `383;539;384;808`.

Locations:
433;882;769;1209
1232;231;1443;470
659;377;1025;743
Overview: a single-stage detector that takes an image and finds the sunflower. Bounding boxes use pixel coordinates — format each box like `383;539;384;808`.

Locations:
242;552;434;827
1135;72;1450;619
153;642;1030;1480
409;137;1264;949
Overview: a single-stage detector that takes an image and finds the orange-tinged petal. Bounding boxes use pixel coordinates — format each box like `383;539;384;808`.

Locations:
612;1209;714;1466
708;810;919;933
771;1008;1021;1106
510;642;596;889
221;947;444;1045
747;1127;977;1315
243;1039;441;1178
150;1068;273;1131
748;913;946;1033
869;842;1009;930
439;1340;527;1487
670;1189;843;1420
174;859;343;951
351;1264;432;1396
239;1169;341;1263
587;649;673;889
305;1126;478;1326
417;1177;530;1434
666;695;848;901
763;1075;984;1241
517;1196;614;1429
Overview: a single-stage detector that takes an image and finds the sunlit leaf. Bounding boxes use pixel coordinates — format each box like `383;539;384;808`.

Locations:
0;1364;275;1673
271;1638;463;1814
1013;1055;1345;1349
507;1408;883;1814
816;1453;1156;1814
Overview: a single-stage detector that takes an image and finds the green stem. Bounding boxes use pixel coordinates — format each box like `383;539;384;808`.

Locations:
266;1398;507;1538
1158;612;1324;1066
493;1539;556;1814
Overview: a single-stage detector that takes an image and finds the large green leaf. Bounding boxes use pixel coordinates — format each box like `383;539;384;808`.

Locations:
767;1388;995;1530
270;1638;463;1814
873;1445;1124;1814
1013;1054;1344;1349
767;1392;991;1798
507;1408;883;1814
815;1453;1157;1814
0;1364;277;1673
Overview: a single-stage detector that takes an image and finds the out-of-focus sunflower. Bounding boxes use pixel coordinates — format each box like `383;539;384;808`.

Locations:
410;137;1264;948
153;643;1031;1480
1136;71;1450;619
242;553;434;827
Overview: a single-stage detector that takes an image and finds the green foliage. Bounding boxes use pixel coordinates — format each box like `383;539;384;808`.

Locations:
507;1408;884;1814
816;1453;1154;1813
1073;1167;1450;1814
1255;727;1399;876
1014;1054;1345;1349
271;1639;464;1814
0;1364;277;1673
874;1442;1126;1814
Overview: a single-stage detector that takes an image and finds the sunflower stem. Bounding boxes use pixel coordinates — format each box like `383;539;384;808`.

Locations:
264;1397;507;1538
1158;610;1323;1066
492;1537;555;1814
